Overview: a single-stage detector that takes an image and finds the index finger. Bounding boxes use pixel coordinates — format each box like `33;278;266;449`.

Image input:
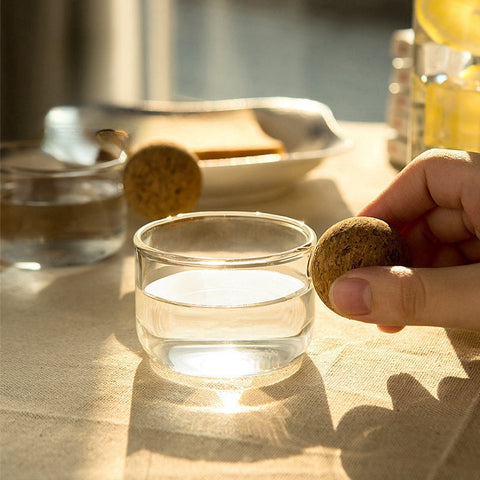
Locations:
358;149;480;234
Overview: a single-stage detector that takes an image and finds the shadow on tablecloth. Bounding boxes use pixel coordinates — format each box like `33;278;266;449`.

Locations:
124;329;480;478
125;355;336;463
337;329;480;480
194;176;354;237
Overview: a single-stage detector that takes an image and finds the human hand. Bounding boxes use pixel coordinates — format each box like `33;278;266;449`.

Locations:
328;149;480;332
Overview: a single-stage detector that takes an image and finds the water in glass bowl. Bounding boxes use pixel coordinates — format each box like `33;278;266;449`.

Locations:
136;269;315;381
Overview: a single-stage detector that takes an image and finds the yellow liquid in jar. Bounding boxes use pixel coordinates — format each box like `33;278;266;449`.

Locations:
424;66;480;152
410;1;480;157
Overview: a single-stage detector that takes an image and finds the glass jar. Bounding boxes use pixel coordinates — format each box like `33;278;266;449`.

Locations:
409;0;480;160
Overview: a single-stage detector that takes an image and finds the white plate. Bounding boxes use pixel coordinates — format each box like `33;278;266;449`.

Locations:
44;97;352;206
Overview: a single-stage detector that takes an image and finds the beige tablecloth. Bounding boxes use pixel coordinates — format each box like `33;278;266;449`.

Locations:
2;122;479;480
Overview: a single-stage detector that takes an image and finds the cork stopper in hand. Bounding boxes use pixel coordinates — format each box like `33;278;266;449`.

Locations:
309;216;411;309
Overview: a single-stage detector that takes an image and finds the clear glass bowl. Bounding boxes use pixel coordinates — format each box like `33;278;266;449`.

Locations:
1;140;128;269
134;211;317;387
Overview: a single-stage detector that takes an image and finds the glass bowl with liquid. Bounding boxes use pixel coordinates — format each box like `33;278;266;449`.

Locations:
0;138;128;269
134;211;317;387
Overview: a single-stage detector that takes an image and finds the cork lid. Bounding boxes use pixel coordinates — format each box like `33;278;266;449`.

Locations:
309;216;411;309
123;142;203;220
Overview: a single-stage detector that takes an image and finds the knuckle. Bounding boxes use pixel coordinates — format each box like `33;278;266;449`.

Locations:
395;268;427;322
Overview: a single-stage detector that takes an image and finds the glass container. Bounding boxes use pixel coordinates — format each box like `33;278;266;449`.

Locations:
1;139;127;269
409;0;480;159
134;211;317;387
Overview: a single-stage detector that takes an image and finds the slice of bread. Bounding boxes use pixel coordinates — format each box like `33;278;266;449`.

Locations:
132;109;285;160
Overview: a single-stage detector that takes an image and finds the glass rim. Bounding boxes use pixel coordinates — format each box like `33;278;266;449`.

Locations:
0;140;128;178
134;211;317;267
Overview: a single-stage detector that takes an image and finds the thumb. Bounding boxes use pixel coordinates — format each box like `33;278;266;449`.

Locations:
328;264;480;331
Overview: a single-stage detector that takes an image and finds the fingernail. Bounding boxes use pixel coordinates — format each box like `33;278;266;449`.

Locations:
329;277;372;315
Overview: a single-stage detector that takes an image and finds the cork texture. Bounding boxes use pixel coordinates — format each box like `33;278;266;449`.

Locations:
123;142;202;220
309;216;411;309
